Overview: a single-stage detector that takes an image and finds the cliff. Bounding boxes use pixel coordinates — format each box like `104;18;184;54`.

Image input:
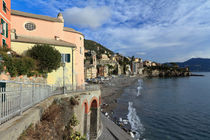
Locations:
143;65;191;77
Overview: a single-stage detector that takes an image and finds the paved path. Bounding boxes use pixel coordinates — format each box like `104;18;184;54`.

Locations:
98;114;133;140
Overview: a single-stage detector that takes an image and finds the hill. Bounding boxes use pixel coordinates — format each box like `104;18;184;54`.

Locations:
176;58;210;72
84;40;114;56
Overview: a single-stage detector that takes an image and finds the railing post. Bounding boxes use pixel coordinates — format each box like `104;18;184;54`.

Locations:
32;83;34;105
20;83;23;115
39;84;41;101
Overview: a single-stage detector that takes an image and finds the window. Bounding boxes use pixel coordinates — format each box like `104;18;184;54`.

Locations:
1;19;8;38
61;54;71;63
3;1;6;13
2;39;6;47
25;22;36;31
80;47;82;54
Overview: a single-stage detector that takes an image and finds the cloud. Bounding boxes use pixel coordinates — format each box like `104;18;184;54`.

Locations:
136;52;146;56
63;6;111;28
12;0;210;62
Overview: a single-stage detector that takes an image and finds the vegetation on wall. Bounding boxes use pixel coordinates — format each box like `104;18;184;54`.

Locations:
0;44;62;78
27;44;61;73
0;48;36;77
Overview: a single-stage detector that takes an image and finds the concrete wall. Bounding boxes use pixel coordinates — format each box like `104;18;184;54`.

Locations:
0;90;101;140
11;41;75;86
63;31;85;86
74;90;101;139
11;15;64;40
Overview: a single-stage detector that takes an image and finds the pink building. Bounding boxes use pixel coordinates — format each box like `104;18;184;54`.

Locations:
11;10;85;86
0;0;11;48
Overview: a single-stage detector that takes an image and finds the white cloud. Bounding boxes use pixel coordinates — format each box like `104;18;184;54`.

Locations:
13;0;210;62
63;6;111;28
136;52;146;55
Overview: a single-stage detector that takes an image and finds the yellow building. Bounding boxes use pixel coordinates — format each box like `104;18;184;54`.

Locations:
11;32;76;87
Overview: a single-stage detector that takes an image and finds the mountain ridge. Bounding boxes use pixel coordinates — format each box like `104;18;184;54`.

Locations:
175;58;210;72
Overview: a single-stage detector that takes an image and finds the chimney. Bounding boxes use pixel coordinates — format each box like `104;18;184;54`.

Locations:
57;12;64;23
11;29;17;40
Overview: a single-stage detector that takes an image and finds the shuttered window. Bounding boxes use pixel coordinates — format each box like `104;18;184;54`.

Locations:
2;39;6;47
1;19;4;36
3;1;6;13
61;54;71;63
0;19;7;38
65;54;70;63
6;23;8;38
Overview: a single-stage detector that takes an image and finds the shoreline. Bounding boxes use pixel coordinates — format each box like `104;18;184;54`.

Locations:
100;75;140;116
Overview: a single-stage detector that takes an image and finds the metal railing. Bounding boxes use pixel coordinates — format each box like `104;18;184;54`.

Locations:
0;81;100;125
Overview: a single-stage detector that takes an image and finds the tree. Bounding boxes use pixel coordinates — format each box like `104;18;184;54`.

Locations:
27;44;61;73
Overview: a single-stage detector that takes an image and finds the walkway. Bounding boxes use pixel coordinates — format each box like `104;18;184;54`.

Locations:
98;114;133;140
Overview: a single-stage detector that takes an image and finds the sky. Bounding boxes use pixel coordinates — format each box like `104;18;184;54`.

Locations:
12;0;210;63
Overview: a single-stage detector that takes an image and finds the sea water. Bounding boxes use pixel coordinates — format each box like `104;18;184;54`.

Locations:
114;72;210;140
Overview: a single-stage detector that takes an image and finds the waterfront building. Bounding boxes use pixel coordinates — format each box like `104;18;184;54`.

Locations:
10;10;85;87
0;0;11;48
85;50;97;79
143;60;152;67
151;62;157;67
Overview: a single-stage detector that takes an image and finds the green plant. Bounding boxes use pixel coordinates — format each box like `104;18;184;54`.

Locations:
70;97;79;106
0;47;11;53
69;114;79;127
27;44;61;73
2;53;18;77
0;63;4;73
70;131;86;140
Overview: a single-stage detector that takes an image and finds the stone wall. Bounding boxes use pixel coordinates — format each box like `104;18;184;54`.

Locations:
0;72;46;84
0;89;101;140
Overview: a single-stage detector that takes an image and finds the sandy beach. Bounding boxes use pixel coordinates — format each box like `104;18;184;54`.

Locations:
100;75;140;116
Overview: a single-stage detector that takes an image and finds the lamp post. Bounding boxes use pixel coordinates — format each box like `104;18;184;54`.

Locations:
61;62;66;94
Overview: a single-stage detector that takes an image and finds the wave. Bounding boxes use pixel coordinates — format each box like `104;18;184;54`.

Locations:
137;79;143;96
127;102;145;139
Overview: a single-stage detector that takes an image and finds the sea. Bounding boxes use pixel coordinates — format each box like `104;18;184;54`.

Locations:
113;72;210;140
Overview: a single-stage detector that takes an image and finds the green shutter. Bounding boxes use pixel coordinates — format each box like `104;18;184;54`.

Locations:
65;54;70;63
1;19;3;35
6;23;8;38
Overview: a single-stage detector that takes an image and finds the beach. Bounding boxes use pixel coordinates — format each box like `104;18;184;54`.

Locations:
100;75;140;116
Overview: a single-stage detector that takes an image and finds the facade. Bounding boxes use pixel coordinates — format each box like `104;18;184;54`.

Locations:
132;59;144;75
10;10;85;86
151;62;157;66
0;0;11;48
143;60;152;67
85;50;97;79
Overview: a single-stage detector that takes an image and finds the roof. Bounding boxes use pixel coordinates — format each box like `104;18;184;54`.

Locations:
63;27;84;36
11;10;63;23
12;36;76;48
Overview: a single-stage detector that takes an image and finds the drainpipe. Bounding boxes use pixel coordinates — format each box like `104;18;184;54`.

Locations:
72;48;75;89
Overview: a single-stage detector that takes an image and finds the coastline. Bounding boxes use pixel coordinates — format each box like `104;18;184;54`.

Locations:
100;75;140;116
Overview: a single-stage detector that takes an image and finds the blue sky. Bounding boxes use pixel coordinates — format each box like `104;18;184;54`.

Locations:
12;0;210;63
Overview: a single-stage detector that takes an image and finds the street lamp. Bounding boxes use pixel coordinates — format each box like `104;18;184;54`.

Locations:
61;62;66;94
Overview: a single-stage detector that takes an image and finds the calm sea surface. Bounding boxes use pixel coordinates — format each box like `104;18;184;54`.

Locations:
114;72;210;140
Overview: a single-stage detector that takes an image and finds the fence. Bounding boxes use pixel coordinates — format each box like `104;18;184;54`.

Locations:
0;81;100;125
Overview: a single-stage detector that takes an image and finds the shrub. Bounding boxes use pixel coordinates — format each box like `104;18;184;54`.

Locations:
1;53;18;77
27;44;61;73
70;97;79;105
0;51;36;77
69;114;79;127
14;57;36;76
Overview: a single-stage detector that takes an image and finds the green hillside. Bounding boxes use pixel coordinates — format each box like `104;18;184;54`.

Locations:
84;40;114;56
